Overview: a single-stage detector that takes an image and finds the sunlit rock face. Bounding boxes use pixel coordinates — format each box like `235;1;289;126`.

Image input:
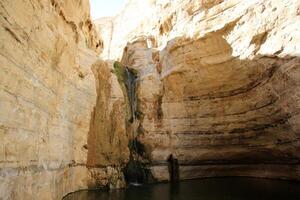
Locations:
97;0;300;181
94;17;114;59
87;60;129;188
1;0;300;199
0;0;125;199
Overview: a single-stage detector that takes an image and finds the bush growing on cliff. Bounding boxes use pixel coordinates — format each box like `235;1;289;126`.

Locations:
113;61;125;83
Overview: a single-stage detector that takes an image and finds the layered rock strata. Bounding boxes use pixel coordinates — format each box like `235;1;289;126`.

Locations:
97;0;300;181
87;60;129;189
0;0;129;199
1;0;300;199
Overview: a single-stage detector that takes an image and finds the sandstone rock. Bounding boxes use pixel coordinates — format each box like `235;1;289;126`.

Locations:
96;0;300;181
88;166;126;189
87;60;129;168
1;0;300;198
0;0;125;199
94;17;114;59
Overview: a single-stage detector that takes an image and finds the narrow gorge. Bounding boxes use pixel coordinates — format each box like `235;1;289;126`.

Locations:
0;0;300;199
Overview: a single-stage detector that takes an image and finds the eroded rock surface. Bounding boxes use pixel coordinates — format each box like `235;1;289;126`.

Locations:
1;0;300;199
0;0;128;199
97;0;300;181
87;60;129;185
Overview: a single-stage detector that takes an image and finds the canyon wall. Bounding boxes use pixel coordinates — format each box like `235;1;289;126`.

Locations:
97;0;300;181
0;0;129;199
86;60;129;189
1;0;299;199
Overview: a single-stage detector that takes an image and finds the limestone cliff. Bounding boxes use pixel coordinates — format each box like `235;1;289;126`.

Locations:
86;60;129;188
1;0;300;199
0;0;128;199
96;0;300;181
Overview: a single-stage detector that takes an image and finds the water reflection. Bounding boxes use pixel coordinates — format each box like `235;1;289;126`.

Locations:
64;177;300;200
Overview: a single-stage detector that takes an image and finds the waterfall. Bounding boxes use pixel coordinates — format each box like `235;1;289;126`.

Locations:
124;67;139;158
124;66;143;186
124;67;137;123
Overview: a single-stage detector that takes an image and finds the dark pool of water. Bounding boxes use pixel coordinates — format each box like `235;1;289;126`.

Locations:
64;177;300;200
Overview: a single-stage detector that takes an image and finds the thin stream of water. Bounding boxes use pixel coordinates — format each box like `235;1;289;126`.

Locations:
124;67;141;185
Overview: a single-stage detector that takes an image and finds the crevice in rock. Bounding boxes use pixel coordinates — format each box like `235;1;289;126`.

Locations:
4;27;22;43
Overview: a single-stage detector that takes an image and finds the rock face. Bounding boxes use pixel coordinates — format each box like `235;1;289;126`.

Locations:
0;0;128;199
94;17;114;59
96;0;300;181
1;0;300;198
86;60;129;188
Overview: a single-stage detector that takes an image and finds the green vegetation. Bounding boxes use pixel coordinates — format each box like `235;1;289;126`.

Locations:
113;61;131;121
113;61;125;83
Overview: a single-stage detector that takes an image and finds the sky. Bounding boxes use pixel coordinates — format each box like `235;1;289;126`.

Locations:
89;0;126;20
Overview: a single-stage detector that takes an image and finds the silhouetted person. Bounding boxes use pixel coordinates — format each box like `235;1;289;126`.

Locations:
174;158;179;181
167;154;179;182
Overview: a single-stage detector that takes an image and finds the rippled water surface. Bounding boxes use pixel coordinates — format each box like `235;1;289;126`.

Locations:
64;177;300;200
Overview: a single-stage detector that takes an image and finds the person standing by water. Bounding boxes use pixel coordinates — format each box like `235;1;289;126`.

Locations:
167;154;179;182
